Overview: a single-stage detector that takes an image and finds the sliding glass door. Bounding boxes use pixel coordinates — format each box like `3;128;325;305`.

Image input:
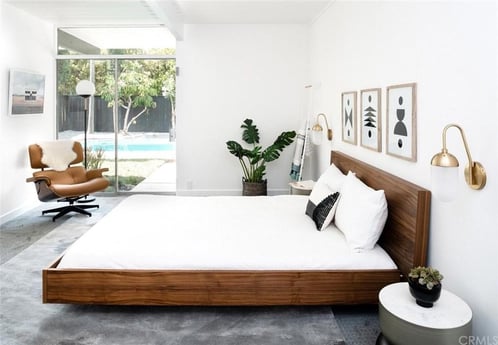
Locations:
56;57;176;193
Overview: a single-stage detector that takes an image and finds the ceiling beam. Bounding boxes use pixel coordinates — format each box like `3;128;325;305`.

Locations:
143;0;184;41
57;29;100;54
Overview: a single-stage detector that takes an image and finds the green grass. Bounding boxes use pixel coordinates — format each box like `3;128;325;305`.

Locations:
105;175;145;191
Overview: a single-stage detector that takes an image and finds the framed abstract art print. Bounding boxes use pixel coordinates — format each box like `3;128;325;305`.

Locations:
386;83;417;161
341;91;357;145
360;88;381;152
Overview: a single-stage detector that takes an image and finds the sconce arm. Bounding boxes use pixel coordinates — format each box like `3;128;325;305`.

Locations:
442;124;474;167
317;113;329;129
316;113;333;140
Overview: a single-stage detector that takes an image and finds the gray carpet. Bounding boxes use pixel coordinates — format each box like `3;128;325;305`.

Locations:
0;195;123;264
28;306;345;345
333;305;380;345
1;196;350;345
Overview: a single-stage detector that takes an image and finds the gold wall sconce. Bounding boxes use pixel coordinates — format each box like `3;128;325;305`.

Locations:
311;113;333;145
430;123;486;201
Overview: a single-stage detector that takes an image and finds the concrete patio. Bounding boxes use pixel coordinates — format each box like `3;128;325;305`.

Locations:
132;161;176;194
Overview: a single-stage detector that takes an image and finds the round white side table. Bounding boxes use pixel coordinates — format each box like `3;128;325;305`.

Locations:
289;180;315;195
377;282;472;345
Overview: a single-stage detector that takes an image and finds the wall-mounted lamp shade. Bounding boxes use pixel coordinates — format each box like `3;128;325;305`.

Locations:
430;124;486;201
430;165;459;202
76;80;95;97
311;123;324;145
311;113;332;145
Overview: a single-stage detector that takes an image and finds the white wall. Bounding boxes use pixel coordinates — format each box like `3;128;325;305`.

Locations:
0;3;55;222
309;1;498;337
176;24;309;195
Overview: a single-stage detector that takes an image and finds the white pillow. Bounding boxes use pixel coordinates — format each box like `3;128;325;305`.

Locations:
334;172;388;252
305;164;347;231
317;163;347;192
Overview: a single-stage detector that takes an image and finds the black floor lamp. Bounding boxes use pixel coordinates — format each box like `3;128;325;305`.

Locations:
76;80;95;169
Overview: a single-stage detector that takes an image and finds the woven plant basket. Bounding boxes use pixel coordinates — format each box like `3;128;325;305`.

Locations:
242;179;267;196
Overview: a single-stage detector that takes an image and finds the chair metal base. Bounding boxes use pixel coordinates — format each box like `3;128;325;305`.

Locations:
42;195;99;221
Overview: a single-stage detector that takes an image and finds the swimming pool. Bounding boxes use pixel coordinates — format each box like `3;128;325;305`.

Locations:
89;141;176;152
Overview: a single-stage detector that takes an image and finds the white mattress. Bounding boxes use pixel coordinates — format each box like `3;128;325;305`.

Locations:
58;194;397;270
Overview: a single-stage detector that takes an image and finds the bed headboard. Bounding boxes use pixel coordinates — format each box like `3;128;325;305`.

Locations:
331;151;431;278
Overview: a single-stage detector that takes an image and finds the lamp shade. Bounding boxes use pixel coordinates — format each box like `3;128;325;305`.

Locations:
430;149;459;201
311;124;323;145
430;150;459;168
76;80;95;97
431;165;459;202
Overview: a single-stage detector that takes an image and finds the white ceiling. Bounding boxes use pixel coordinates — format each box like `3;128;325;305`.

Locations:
5;0;333;41
176;1;332;24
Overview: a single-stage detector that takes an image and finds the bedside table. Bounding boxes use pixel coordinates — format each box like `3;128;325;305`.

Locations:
289;180;315;195
377;282;472;345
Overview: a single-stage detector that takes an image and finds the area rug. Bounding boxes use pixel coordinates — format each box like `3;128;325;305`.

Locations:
0;208;346;345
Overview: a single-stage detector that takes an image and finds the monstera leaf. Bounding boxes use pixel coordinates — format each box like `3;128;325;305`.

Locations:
262;131;297;163
241;119;260;145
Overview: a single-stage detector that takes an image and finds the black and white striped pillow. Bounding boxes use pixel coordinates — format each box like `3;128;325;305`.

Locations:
306;192;340;231
304;163;347;231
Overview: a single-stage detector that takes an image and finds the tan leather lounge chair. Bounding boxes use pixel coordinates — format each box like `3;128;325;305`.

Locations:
26;140;109;221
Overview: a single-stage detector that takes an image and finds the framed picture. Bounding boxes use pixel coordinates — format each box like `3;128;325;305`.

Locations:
360;88;381;152
8;69;46;116
341;91;357;145
386;83;417;161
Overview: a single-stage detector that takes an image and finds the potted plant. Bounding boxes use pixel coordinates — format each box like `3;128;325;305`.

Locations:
408;266;444;308
226;118;296;196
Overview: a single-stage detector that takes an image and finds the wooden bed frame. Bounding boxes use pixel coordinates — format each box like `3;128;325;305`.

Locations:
43;151;431;306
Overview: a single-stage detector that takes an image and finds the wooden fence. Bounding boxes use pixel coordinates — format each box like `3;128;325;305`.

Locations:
57;95;172;133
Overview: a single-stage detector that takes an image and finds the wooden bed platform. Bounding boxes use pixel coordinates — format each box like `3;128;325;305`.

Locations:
43;151;431;306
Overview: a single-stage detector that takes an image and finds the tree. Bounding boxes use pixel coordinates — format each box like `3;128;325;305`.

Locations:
57;59;89;95
98;54;175;134
56;59;94;132
57;48;176;135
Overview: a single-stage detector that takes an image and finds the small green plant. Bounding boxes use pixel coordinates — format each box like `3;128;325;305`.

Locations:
408;266;444;290
86;147;105;170
226;118;296;183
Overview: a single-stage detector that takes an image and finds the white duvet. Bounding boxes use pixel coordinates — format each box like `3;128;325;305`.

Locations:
58;194;397;270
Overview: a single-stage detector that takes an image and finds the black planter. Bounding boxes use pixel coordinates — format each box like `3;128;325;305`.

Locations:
408;278;442;308
242;179;267;196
